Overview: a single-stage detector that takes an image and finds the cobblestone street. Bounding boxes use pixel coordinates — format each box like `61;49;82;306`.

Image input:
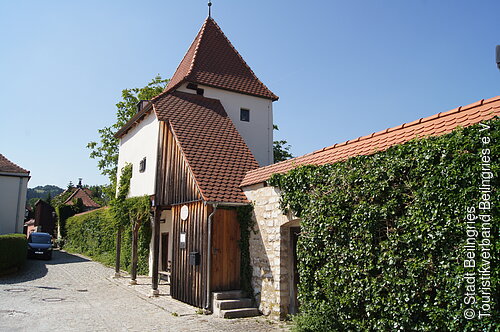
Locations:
0;250;289;332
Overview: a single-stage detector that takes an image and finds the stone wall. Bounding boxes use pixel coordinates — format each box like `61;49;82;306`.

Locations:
243;183;299;320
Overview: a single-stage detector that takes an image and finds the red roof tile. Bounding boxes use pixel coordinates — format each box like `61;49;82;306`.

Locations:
64;188;101;209
241;96;500;187
0;154;29;175
154;91;259;203
158;17;278;101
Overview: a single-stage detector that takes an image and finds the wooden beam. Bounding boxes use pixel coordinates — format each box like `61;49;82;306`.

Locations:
114;226;122;278
151;208;161;296
130;222;139;285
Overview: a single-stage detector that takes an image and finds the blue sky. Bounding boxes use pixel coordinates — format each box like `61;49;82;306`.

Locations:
0;0;498;188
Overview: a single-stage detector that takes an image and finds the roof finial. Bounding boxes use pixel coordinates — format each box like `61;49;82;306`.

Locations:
208;0;212;18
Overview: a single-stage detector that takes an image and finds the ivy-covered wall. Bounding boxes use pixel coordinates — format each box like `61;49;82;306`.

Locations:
269;119;499;331
65;207;151;275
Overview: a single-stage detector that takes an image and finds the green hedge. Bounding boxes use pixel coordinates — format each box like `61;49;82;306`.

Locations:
270;118;499;331
0;234;28;271
65;207;151;275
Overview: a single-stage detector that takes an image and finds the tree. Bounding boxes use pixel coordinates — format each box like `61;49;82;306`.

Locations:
126;196;151;284
87;75;169;186
273;124;293;162
83;184;112;206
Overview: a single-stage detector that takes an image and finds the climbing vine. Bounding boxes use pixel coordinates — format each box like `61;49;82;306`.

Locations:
111;163;133;228
237;205;256;299
66;163;152;275
270;118;499;331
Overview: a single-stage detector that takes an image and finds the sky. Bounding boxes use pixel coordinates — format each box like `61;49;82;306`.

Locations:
0;0;498;189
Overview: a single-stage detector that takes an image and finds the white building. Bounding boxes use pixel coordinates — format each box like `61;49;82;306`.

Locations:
115;16;277;314
0;154;30;235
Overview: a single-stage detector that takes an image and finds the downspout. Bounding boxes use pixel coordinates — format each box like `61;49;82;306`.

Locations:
205;203;218;309
14;177;23;233
268;102;272;164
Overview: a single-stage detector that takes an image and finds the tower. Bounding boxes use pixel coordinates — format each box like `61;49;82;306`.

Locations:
162;17;278;166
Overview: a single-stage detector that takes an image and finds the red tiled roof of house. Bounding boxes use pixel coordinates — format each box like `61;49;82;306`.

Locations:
154;91;259;203
0;154;29;175
158;17;278;101
64;188;101;208
241;96;500;187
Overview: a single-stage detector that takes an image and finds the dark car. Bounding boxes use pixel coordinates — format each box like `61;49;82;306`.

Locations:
27;232;53;260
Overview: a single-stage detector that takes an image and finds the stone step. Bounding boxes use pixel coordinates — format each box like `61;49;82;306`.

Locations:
216;298;253;310
220;307;260;319
212;290;244;300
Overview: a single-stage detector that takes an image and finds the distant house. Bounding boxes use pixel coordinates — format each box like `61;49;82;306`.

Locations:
63;187;101;212
0;154;30;235
33;199;56;236
51;180;101;238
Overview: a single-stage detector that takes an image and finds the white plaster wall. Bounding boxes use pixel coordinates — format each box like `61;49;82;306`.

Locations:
177;84;274;166
117;111;159;197
0;175;29;234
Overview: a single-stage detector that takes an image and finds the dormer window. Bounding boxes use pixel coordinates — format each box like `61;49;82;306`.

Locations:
186;83;204;96
240;108;250;122
139;157;146;173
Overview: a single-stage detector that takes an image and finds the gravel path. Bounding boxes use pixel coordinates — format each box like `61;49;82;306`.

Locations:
0;250;290;332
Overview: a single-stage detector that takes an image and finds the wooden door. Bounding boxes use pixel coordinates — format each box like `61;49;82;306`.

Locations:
211;209;241;291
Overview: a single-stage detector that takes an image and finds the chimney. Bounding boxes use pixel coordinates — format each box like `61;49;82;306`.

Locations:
136;100;150;113
77;178;83;189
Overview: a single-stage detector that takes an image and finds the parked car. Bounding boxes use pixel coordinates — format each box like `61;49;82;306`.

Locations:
27;232;53;260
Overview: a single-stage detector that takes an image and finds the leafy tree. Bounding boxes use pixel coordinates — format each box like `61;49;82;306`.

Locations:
273;124;293;162
83;184;112;206
87;75;169;186
28;197;39;209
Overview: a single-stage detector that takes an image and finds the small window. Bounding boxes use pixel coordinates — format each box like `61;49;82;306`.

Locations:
139;157;146;173
240;108;250;122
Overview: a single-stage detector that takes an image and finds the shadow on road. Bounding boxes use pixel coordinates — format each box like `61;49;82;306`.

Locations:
46;249;89;265
0;250;89;285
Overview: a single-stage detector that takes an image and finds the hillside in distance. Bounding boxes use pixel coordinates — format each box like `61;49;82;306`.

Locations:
27;185;64;203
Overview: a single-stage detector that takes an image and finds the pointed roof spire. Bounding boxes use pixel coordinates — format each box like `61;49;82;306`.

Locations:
208;1;212;18
161;17;278;101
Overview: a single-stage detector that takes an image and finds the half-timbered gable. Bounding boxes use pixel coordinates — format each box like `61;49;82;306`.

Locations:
156;122;203;207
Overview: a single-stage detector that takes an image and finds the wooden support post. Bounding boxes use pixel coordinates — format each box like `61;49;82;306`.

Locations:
130;223;139;284
151;208;160;296
114;226;122;278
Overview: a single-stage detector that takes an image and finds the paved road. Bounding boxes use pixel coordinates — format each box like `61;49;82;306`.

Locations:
0;250;289;332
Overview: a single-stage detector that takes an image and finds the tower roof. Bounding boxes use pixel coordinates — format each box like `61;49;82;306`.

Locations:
162;17;278;101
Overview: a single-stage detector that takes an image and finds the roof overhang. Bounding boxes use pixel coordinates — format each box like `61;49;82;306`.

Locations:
0;171;30;178
114;103;155;139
